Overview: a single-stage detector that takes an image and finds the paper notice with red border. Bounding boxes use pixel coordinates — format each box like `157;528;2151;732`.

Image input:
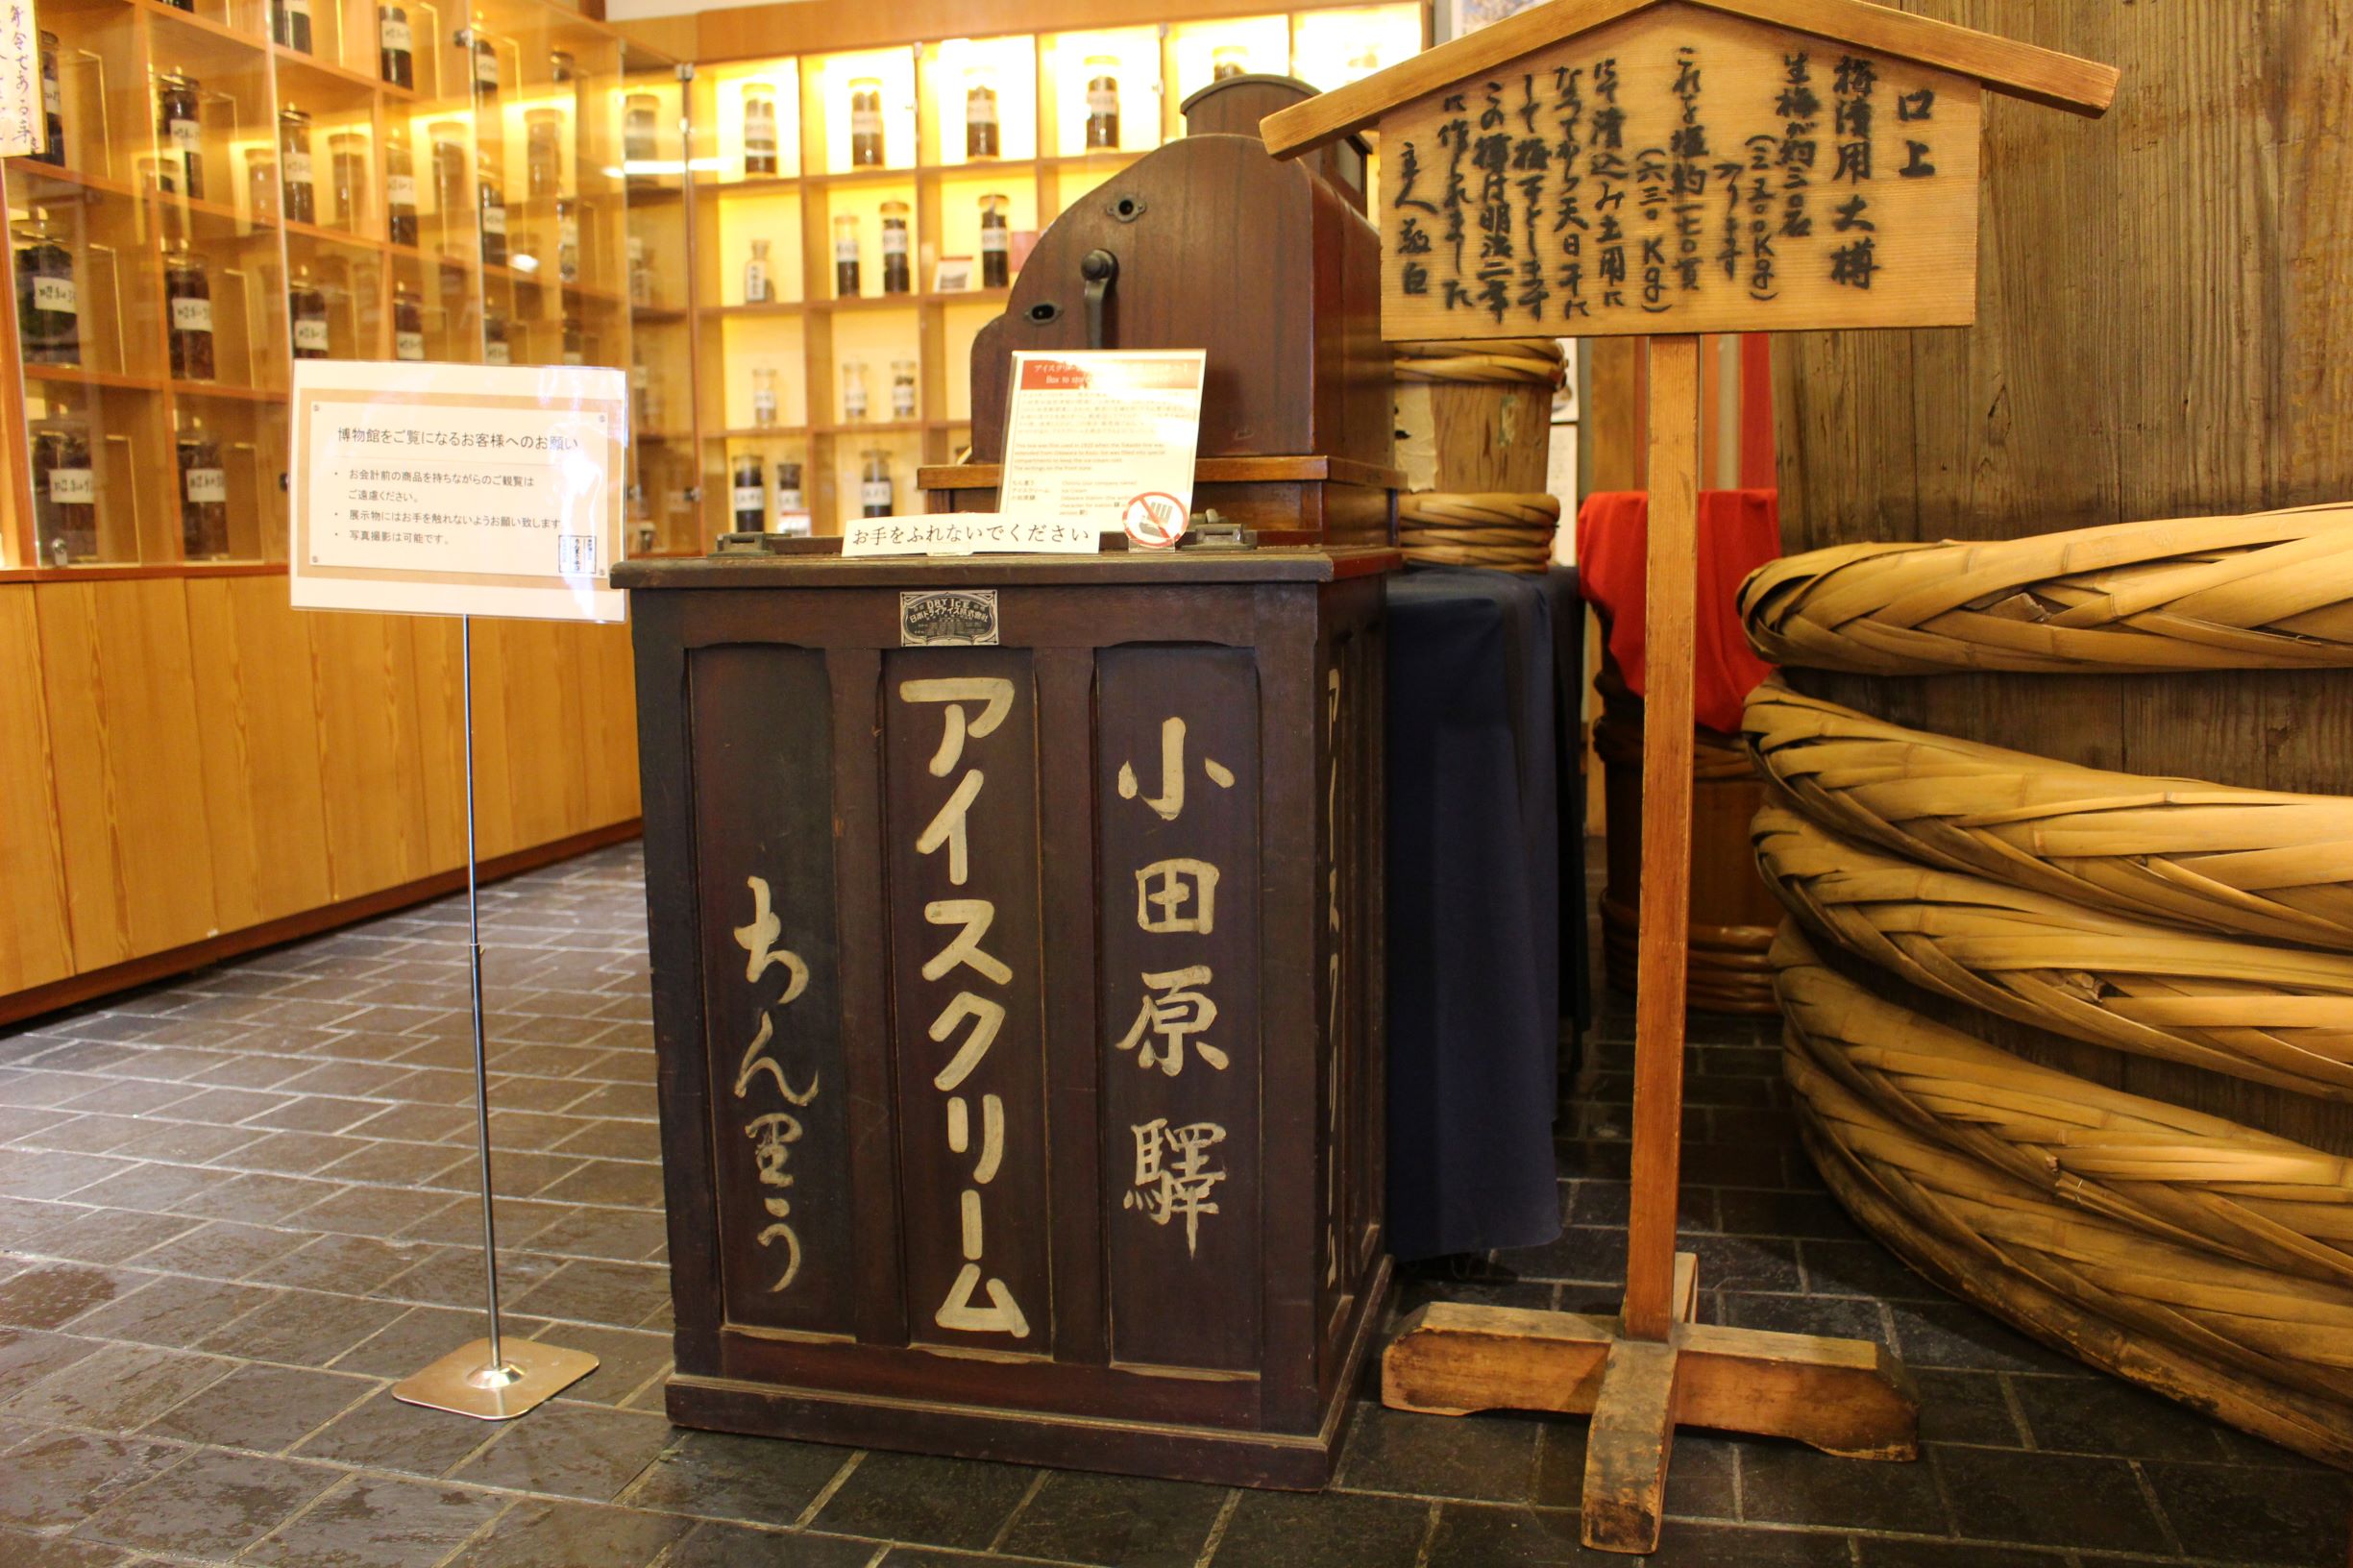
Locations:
999;350;1206;551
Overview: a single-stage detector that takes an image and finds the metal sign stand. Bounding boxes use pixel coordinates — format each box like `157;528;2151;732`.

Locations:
393;616;599;1419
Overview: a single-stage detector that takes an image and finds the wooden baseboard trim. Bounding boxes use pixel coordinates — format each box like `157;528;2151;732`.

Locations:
0;820;644;1029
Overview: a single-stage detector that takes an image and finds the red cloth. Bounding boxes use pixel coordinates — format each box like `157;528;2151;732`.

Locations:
1576;489;1780;735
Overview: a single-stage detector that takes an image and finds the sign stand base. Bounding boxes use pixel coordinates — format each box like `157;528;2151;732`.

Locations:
1375;337;1917;1553
393;616;598;1422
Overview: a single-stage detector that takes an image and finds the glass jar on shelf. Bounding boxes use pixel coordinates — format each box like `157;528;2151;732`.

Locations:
624;92;659;189
178;418;229;559
562;315;583;366
279;105;315;225
551;50;575;84
380;5;413;89
245;151;276;221
1085;55;1119;150
164;241;213;380
394;282;424;360
832;211;860;296
859;448;893;518
330;132;366;230
848;76;884;166
744;236;772;304
37;32;62;167
158;70;203;200
879;199;911;295
478;168;507;266
731;453;766;530
840;359;869;424
471;23;501;106
979;191;1010;288
628;233;653;305
14;210;78;367
743;84;778;177
964;65;998;160
750;364;777;428
483;306;509;364
526;109;564;201
775;458;805;519
290;265;329;358
386;129;418;246
33;421;96;564
273;0;311;54
556;196;579;282
1213;44;1249;81
429;120;468;253
890;358;916;420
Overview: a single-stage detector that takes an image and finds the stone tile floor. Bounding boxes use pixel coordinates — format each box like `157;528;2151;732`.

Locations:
0;843;2344;1567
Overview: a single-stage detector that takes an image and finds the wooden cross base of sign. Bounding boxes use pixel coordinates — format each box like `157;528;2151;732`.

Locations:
1372;336;1918;1555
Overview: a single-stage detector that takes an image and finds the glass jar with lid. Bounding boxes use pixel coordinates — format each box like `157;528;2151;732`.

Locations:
562;315;584;366
385;127;418;246
840;359;869;423
33;421;96;564
482;306;510;364
526;108;564;200
471;21;501;104
14;210;78;367
37;32;62;166
289;265;329;358
890;358;917;421
245;151;277;221
744;236;772;304
750;364;778;428
847;76;884;166
556;195;580;282
1084;56;1119;149
832;212;860;297
731;453;766;530
478;167;506;266
429;119;468;252
859;449;893;518
158;71;203;199
164;241;213;380
273;0;311;55
775;459;805;520
178;418;230;559
279;104;315;224
627;233;653;305
380;5;413;89
330;132;366;230
964;65;998;159
879;199;911;294
1212;44;1249;81
742;84;778;176
624;92;659;188
393;282;425;361
979;192;1011;288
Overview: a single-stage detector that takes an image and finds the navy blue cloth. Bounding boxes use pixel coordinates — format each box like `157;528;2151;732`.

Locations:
1384;565;1584;1262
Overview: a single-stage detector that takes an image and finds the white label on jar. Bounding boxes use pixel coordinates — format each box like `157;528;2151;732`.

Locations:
48;467;93;503
892;386;915;418
381;15;410;49
33;276;76;313
1088;86;1116;116
482;204;505;234
778;488;804;511
732;485;765;514
967;94;996;127
294;317;330;351
833;237;857;265
484;339;510;364
774;513;811;538
751;389;775;423
476;52;500;87
851;106;881;137
844;387;868;419
288;0;310;15
746;102;773;130
744;260;768;300
882;226;907;257
860;479;892;508
185;467;228;503
172;296;214;333
396;329;425;360
284;151;313;185
170;117;200;151
43;78;60;117
982;228;1009;254
387;173;416;208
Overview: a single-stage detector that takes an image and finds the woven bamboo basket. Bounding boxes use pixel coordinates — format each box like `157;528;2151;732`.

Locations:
1398;492;1561;574
1740;502;2353;675
1392;337;1562;575
1779;938;2353;1465
1753;806;2353;1100
1744;679;2353;953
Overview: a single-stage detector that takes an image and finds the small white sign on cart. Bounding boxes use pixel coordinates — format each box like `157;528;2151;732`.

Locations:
999;349;1207;549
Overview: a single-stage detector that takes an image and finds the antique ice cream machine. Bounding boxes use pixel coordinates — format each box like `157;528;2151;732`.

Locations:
613;74;1403;1485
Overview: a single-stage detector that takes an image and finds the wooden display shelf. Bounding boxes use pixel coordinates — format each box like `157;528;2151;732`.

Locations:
0;558;286;584
137;0;267;52
712;424;814;440
5;160;146;203
23;364;166;394
813;418;924;436
169;380;284;403
695;173;803;198
816;292;922;313
157;192;279;233
272;41;414;99
284;217;384;251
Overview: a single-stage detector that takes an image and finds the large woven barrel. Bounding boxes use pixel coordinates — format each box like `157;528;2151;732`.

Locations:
1393;338;1562;573
1596;663;1781;1015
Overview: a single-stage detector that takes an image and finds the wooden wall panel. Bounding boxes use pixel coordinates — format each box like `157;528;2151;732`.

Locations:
309;611;439;901
0;587;72;993
408;617;470;871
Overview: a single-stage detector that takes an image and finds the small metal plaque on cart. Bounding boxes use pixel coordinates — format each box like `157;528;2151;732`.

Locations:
901;589;1000;648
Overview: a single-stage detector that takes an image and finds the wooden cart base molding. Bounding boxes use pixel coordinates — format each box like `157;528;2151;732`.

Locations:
1752;807;2353;1101
1743;679;2353;953
1738;502;2353;675
1778;939;2353;1468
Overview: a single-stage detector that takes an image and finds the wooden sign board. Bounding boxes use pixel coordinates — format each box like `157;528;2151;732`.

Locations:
1376;3;1979;340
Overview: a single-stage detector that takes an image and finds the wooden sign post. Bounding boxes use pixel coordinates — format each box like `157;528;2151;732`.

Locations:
1262;1;2116;1553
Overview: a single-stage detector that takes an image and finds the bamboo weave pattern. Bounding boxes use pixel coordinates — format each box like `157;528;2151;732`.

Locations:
1781;943;2353;1464
1753;807;2353;1100
1399;492;1559;574
1739;503;2353;674
1390;337;1567;386
1744;680;2353;953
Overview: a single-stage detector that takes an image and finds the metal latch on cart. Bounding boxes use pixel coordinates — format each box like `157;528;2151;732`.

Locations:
1176;511;1256;551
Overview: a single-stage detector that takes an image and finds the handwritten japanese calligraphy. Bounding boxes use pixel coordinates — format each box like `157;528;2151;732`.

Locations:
731;875;820;1293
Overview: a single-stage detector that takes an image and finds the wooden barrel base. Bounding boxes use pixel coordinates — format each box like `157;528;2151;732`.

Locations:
1601;894;1779;1016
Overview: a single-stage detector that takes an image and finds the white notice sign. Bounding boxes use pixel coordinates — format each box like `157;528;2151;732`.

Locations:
842;511;1102;558
289;360;626;623
0;0;43;159
999;350;1206;550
